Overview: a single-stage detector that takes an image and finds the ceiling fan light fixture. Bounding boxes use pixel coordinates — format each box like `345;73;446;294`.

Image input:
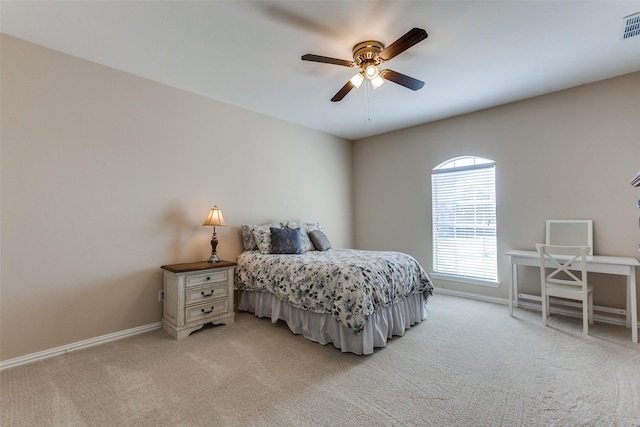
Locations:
350;72;364;88
371;75;385;89
364;64;379;79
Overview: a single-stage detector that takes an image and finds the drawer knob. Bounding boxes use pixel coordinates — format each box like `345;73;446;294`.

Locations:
201;306;214;315
201;290;214;297
206;277;211;281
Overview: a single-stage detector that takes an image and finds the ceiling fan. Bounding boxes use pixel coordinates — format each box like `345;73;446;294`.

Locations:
302;27;428;102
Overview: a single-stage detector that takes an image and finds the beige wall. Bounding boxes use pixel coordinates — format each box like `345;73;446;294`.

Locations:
353;72;640;309
0;35;353;361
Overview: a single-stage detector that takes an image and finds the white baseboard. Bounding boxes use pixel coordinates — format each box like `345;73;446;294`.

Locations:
0;322;163;371
432;287;639;329
433;287;508;305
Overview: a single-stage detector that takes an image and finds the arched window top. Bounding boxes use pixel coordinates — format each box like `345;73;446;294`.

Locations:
434;156;494;171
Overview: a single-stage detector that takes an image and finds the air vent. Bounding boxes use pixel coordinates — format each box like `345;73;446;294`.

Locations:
623;12;640;39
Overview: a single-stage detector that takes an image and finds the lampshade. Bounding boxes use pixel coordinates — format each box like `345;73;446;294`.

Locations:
371;75;385;89
202;206;227;227
364;64;379;79
350;72;364;88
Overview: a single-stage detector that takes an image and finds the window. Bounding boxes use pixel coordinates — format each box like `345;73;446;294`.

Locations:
431;156;497;286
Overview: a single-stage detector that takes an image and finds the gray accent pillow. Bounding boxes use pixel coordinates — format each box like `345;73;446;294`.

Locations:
270;227;302;254
309;229;331;251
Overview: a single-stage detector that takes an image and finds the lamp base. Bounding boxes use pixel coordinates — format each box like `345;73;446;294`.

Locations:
208;231;220;262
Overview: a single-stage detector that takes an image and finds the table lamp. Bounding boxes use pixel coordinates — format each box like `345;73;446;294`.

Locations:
202;206;227;262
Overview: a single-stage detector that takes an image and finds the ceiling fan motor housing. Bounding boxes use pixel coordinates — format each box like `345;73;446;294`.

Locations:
352;40;384;67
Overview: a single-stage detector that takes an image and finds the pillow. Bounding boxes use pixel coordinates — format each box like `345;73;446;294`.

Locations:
241;225;257;251
252;228;272;254
309;229;331;251
241;222;281;251
284;221;323;252
270;227;302;254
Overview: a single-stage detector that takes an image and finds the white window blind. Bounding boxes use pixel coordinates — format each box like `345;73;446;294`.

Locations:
432;158;497;283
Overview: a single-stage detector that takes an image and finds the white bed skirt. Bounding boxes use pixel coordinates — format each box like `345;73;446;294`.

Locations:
238;291;429;355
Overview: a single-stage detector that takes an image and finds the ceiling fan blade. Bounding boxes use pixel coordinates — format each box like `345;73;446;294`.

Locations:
331;81;355;102
379;28;428;61
380;69;425;91
301;54;355;67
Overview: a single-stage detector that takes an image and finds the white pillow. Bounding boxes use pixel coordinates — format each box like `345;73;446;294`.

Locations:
252;227;274;255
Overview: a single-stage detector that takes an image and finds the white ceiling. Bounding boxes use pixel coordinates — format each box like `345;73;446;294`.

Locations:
2;1;640;140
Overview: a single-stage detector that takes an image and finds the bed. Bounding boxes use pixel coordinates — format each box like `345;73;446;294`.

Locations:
235;222;433;354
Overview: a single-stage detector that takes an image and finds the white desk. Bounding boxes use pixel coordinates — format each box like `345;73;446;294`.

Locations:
506;249;640;343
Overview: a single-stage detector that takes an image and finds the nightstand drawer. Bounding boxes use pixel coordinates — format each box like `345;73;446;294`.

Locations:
185;283;228;305
186;298;229;323
186;270;227;287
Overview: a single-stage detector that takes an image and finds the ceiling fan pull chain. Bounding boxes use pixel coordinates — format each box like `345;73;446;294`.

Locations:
365;81;372;125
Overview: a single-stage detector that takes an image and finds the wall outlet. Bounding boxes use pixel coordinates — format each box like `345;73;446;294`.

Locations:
158;290;164;302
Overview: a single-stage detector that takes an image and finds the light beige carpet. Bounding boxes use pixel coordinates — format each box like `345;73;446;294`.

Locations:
1;294;639;426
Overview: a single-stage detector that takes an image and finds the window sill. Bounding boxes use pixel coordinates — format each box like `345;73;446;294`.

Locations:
430;272;500;288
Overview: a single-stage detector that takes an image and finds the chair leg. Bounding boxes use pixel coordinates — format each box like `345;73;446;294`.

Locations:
588;292;594;325
542;294;548;326
583;298;589;335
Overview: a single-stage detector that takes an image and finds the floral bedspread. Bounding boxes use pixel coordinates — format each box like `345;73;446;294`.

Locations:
235;249;433;334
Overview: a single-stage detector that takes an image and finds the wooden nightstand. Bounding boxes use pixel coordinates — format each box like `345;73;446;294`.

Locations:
161;260;236;339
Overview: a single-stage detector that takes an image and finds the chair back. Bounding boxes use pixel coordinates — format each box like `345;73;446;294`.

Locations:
536;244;589;288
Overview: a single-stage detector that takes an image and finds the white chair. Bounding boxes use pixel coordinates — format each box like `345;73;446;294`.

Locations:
535;244;593;335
